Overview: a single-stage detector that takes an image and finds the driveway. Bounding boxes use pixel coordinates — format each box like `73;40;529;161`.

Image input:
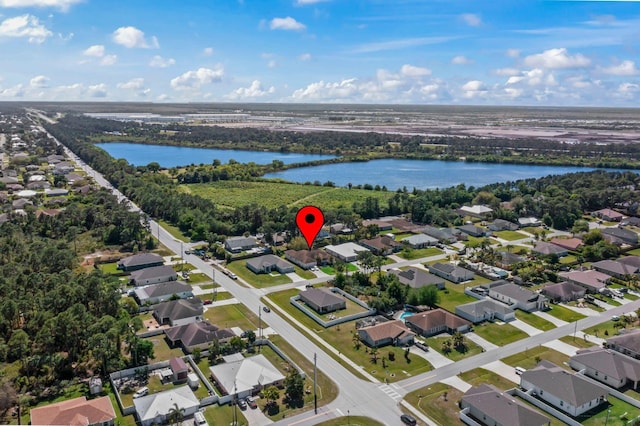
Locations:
465;332;498;351
440;376;472;392
285;272;305;282
482;360;520;385
533;311;568;327
542;339;579;356
241;403;273;426
562;304;601;317
409;346;453;369
509;319;543;336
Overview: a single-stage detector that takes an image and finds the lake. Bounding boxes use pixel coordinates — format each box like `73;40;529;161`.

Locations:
96;142;628;190
95;142;337;167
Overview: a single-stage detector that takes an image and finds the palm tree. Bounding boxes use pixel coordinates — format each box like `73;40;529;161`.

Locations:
167;403;183;425
370;347;379;364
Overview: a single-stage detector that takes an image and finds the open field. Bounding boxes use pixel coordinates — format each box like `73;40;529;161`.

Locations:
424;335;483;361
203;303;265;331
472;322;529;346
559;335;598;349
181;181;393;210
494;230;528;241
226;260;292;287
459;368;516;390
397;247;442;260
501;346;570;370
545;304;587;322
515;311;556;331
404;383;463;426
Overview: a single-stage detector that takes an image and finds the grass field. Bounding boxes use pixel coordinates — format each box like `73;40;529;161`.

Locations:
404;383;462;426
472;322;529;346
559;335;598;349
545;304;587;322
181;181;394;210
494;230;528;241
145;335;184;361
396;247;443;260
316;417;384;426
424;335;483;361
459;368;516;390
436;284;482;312
98;262;126;276
158;219;189;241
501;346;570;370
226;260;292;287
203;404;248;426
583;320;622;339
203;303;266;331
581;396;640;425
515;311;556;331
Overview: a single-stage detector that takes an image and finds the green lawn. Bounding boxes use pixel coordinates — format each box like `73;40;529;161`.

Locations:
404;383;463;426
559;335;599;349
396;247;443;260
294;266;316;280
187;272;212;284
145;335;184;361
560;254;577;264
501;346;570;370
545;304;587;322
316;417;384;426
320;265;336;275
580;396;640;425
459;368;517;390
203;404;248;426
436;285;482;312
158;219;189;241
203;303;266;331
626;248;640;256
583;320;623;339
495;230;528;241
515;311;556;331
226;260;292;287
98;262;126;276
424;335;483;361
472;322;528;346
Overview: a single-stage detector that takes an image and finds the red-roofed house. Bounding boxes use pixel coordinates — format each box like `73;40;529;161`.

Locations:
30;396;116;426
593;208;624;222
549;237;583;251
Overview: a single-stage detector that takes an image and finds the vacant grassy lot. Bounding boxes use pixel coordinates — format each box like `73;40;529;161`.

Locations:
404;383;462;426
436;285;482;312
203;303;266;331
424;335;483;361
583;320;623;339
494;230;528;241
545;304;587;322
501;346;570;370
226;260;292;287
459;368;516;390
158;219;189;241
145;335;184;361
187;272;212;284
182;181;394;210
515;311;556;331
316;417;384;426
98;262;126;276
472;322;528;346
559;335;598;349
397;247;443;260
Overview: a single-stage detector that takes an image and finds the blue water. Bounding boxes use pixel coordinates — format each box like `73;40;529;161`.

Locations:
95;142;337;167
400;311;414;322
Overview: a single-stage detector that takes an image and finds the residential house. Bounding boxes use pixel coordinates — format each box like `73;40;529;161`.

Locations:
405;308;471;337
400;233;438;249
549;237;583;251
224;236;258;253
358;235;402;255
487;280;547;312
170;357;189;382
593;208;624;222
591;259;639;279
12;198;32;210
209;354;285;399
559;270;611;293
153;298;203;327
45;188;69;197
457;224;491;237
299;288;346;314
133;386;199;426
487;219;520;232
428;263;475;283
53;161;75;175
284;249;332;270
324;242;369;262
495;251;526;270
455;299;516;324
541;281;586;303
618;256;640;269
133;281;192;305
532;242;568;257
362;219;393;231
520;360;607;417
602;227;638;246
421;225;462;244
605;329;640;359
570;346;640;390
129;265;178;286
329;223;352;235
458;205;493;219
117;253;164;272
30;396;116;426
246;254;295;274
388;267;445;290
518;217;542;227
460;384;551;426
165;321;235;353
621;217;640;227
357;319;415;348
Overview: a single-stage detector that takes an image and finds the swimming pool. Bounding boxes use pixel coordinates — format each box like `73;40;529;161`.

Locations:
399;311;414;322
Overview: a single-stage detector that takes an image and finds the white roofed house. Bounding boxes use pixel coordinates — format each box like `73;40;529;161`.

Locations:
458;204;493;219
133;385;199;426
133;281;193;305
129;265;178;286
324;242;369;262
224;236;258;253
400;233;438;249
209;354;286;400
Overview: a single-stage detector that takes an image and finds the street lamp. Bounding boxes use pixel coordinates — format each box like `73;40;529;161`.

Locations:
347;409;350;425
604;408;611;426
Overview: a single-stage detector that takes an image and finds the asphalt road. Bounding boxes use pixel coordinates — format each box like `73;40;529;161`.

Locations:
37;114;640;426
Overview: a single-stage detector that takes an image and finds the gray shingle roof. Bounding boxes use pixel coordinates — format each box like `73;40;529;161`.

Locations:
462;384;550;426
118;253;163;268
129;265;177;281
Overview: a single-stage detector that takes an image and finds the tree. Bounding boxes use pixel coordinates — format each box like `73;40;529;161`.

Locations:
166;402;183;425
452;332;467;353
7;330;30;363
352;332;361;350
147;162;161;173
370;347;379;364
284;368;305;406
263;385;280;410
441;339;452;355
245;330;256;346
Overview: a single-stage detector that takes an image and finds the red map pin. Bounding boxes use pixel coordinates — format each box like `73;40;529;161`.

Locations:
295;206;325;250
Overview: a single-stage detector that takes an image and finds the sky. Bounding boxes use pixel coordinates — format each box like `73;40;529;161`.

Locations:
0;0;639;106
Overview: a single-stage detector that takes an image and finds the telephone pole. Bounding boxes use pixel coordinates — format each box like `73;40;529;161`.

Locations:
314;352;318;414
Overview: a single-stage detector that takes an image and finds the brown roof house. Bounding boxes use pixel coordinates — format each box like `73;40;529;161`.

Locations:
357;319;415;348
520;360;607;417
559;270;611;293
117;253;164;272
570;346;640;390
170;357;189;382
605;329;640;359
358;235;402;255
405;308;471;337
285;249;332;269
30;395;116;426
153;298;203;327
460;384;550;426
428;263;475;283
593;208;624;222
165;321;235;353
549;237;583;251
299;288;346;314
591;259;639;279
541;281;586;303
388;267;445;290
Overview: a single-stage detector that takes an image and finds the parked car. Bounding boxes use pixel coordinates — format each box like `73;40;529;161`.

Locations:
193;411;208;426
400;414;417;425
228;272;238;280
237;398;247;410
133;386;149;399
263;306;271;313
246;396;257;409
184;250;192;255
203;299;212;305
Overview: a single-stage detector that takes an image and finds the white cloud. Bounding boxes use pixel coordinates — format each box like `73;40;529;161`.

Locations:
400;64;431;77
292;78;358;101
87;83;107;97
112;26;158;48
100;54;117;66
617;82;639;96
600;60;639;76
117;78;144;90
0;84;24;97
170;67;224;90
0;0;82;11
203;47;214;56
149;55;175;68
157;93;169;101
461;13;481;27
495;67;520;76
298;53;311;61
506;49;520;58
461;80;487;98
267;60;277;68
451;55;472;65
0;14;52;43
30;75;49;88
351;36;457;54
226;80;275;100
269;16;306;31
523;48;591;69
83;44;105;57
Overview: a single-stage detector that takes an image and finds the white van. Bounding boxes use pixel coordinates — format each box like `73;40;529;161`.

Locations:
193;411;209;426
515;366;526;376
133;386;149;398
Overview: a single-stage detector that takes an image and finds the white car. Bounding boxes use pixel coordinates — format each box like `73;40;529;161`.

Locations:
193;411;209;426
133;386;149;398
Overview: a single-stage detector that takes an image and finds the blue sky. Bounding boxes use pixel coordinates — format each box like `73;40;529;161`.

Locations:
0;0;639;106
